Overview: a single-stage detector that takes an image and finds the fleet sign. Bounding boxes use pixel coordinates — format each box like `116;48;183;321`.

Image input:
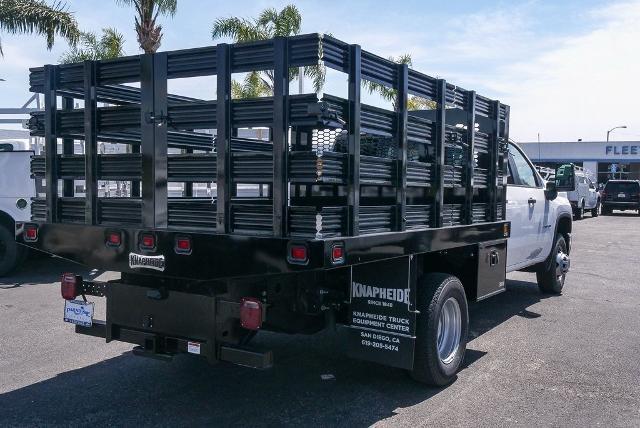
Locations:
606;145;640;156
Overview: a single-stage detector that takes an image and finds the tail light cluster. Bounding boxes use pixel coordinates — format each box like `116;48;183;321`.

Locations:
103;231;192;255
240;297;263;330
61;273;81;300
287;242;346;266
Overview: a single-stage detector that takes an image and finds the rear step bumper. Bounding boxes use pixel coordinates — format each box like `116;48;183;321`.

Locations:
76;321;273;369
602;201;640;208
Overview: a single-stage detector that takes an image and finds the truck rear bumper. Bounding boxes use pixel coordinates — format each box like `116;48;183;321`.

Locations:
76;321;273;368
17;221;510;281
602;201;639;209
73;279;274;368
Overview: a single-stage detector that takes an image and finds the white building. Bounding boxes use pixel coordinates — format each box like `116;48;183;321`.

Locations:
519;140;640;186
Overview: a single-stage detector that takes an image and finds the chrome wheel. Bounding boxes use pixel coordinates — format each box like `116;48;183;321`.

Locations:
436;297;462;364
555;249;570;282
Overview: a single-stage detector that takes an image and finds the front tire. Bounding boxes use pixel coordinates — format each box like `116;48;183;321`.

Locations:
537;235;569;294
592;200;600;217
410;273;469;386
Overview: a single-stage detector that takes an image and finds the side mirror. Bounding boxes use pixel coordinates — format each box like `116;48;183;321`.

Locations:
544;181;558;201
554;163;575;191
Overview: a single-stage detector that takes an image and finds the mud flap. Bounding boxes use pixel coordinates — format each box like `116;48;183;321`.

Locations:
347;255;417;370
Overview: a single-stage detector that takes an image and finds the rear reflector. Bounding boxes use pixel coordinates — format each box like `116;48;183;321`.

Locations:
61;273;80;300
288;244;308;264
175;236;192;254
140;233;155;250
24;224;38;242
106;231;121;247
240;297;263;330
331;244;345;264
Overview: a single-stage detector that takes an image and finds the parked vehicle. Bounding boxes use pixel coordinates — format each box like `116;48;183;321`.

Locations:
535;165;555;182
19;34;573;386
508;149;573;289
0;144;35;276
555;164;599;219
601;180;640;215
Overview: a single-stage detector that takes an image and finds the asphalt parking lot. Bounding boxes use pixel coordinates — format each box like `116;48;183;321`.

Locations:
1;213;639;427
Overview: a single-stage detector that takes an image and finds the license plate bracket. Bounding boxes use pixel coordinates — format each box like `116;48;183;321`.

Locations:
63;299;94;327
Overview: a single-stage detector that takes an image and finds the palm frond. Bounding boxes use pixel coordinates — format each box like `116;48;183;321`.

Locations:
303;64;326;93
154;0;176;16
100;27;125;58
212;16;264;42
59;27;125;64
213;5;305;97
362;53;414;110
256;7;278;33
231;71;272;99
0;0;80;56
274;4;300;37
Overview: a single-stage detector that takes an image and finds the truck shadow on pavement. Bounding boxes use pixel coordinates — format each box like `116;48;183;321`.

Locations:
0;278;550;426
0;255;107;288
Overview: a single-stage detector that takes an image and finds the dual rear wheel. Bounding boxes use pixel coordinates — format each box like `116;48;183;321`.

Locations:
410;273;468;386
411;235;570;385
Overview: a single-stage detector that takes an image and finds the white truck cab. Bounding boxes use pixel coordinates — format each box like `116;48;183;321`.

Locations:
0;143;35;276
505;141;573;293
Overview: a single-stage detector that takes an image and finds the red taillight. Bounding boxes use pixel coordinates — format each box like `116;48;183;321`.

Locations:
240;297;263;330
24;224;38;241
289;244;308;264
291;246;307;260
175;236;191;254
331;244;345;264
61;273;80;300
106;231;121;247
140;233;155;250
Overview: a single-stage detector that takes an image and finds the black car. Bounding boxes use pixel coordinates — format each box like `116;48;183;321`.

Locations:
601;180;640;215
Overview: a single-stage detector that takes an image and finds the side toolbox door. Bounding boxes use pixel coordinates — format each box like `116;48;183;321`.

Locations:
477;240;507;300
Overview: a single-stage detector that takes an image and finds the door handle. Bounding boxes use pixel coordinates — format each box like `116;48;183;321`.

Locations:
490;250;499;266
528;198;537;205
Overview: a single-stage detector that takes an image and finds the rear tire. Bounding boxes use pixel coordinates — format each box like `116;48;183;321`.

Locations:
0;225;21;277
410;273;469;386
575;202;584;220
537;235;569;294
602;206;612;215
592;200;600;217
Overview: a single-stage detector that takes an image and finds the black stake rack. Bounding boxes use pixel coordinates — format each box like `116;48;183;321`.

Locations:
28;34;509;238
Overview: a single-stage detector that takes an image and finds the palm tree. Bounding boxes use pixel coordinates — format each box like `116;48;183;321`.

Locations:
212;5;325;97
116;0;176;54
363;53;436;111
60;28;125;63
0;0;79;57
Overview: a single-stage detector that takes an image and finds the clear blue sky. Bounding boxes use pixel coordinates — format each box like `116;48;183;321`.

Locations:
1;0;639;142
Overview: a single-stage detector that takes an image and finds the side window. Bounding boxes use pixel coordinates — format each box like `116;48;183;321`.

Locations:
508;144;538;187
